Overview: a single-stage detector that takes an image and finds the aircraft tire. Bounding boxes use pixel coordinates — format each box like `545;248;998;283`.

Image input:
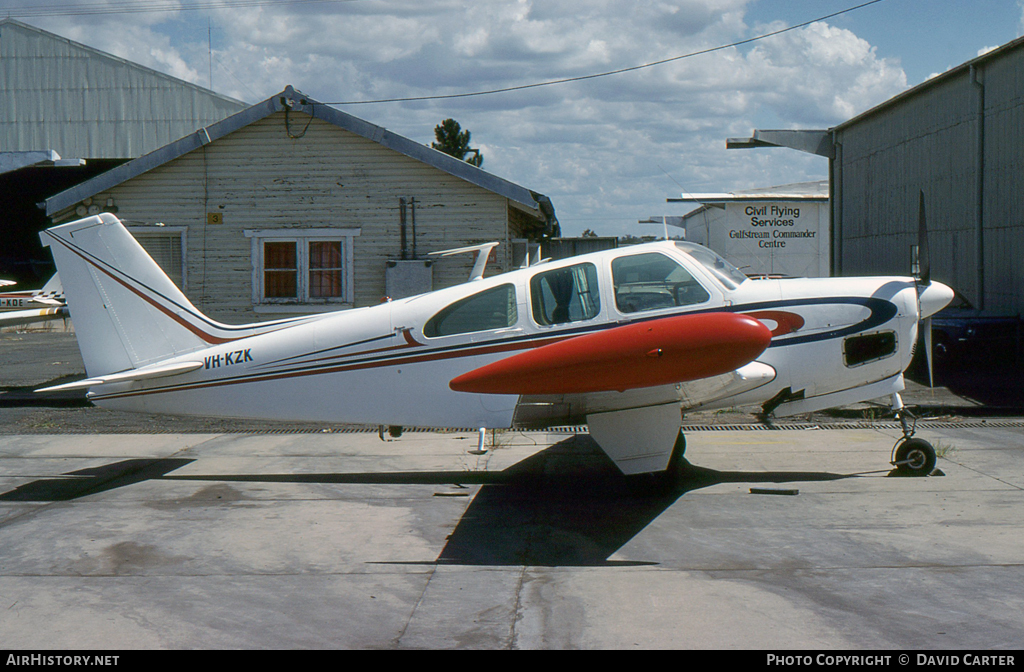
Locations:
893;438;936;477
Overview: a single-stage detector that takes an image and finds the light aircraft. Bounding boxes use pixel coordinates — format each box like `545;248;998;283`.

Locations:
39;212;953;478
0;273;64;308
0;274;67;328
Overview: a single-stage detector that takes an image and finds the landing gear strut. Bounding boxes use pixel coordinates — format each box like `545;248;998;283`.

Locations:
890;393;936;476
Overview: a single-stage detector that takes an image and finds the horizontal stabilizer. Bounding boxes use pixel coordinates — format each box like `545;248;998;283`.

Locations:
30;297;63;306
429;242;500;282
37;361;203;393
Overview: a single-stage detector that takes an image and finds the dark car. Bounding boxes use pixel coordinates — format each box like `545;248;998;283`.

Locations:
914;292;1021;372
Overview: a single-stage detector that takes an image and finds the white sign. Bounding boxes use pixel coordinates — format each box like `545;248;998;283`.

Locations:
686;200;829;277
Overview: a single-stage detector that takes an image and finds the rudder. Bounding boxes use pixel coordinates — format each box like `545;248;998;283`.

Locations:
41;214;211;377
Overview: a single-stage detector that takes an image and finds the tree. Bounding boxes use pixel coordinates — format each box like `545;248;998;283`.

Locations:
432;118;483;167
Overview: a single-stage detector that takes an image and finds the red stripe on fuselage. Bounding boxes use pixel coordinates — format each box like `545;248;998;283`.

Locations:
89;332;567;401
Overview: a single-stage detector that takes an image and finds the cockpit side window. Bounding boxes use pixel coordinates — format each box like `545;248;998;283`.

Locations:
423;283;518;338
530;263;601;326
612;253;710;314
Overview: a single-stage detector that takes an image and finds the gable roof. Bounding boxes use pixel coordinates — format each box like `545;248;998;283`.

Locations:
45;85;556;226
0;18;248;159
671;180;829;205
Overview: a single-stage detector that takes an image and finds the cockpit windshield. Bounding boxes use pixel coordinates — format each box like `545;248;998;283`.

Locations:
673;242;747;290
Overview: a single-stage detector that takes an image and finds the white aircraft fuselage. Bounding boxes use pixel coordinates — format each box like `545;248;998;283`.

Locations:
41;214;953;475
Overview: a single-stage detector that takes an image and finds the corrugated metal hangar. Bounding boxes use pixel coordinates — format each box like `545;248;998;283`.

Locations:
730;35;1024;319
0;18;247;287
0;18;246;160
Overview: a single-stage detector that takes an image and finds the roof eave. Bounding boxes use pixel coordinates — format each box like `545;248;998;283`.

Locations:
46;86;549;220
834;33;1024;133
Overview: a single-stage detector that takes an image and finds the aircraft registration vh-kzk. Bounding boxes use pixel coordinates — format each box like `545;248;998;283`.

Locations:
38;209;954;480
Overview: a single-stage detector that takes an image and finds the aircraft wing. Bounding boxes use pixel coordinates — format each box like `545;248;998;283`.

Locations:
428;242;501;282
450;311;775;475
0;306;68;328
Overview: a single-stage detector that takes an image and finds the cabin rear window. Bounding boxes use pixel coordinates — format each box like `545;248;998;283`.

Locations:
530;263;601;326
423;284;518;338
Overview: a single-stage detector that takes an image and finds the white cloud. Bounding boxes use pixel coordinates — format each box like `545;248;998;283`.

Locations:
12;1;911;237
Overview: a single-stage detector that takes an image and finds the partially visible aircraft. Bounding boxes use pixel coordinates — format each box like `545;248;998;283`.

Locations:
0;274;67;328
39;212;953;479
0;273;64;308
0;305;68;329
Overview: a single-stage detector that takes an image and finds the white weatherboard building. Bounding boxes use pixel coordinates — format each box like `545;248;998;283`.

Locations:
44;86;557;323
670;181;829;278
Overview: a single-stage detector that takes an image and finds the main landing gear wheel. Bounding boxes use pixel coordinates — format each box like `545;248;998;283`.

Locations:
892;438;936;477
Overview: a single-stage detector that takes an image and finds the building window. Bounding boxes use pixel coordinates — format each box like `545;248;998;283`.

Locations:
309;241;343;298
245;229;359;309
128;226;187;290
264;241;298;298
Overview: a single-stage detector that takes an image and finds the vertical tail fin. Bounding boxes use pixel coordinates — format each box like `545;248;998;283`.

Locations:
41;214;220;377
38;273;63;298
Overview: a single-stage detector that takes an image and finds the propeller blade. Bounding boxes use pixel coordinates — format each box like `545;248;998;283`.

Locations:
924;316;935;388
917;190;931;285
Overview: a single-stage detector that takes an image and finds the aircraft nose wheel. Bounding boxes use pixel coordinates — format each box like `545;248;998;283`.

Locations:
889;392;936;476
892;437;937;476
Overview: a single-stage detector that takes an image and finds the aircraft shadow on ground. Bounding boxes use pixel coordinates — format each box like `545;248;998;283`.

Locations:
0;436;854;566
0;458;196;502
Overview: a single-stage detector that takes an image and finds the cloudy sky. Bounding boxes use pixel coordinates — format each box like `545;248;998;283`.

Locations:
7;0;1024;236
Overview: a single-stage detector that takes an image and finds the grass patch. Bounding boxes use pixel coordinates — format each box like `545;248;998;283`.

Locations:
933;441;957;459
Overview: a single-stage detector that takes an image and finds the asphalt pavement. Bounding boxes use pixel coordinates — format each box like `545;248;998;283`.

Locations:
1;327;1023;650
